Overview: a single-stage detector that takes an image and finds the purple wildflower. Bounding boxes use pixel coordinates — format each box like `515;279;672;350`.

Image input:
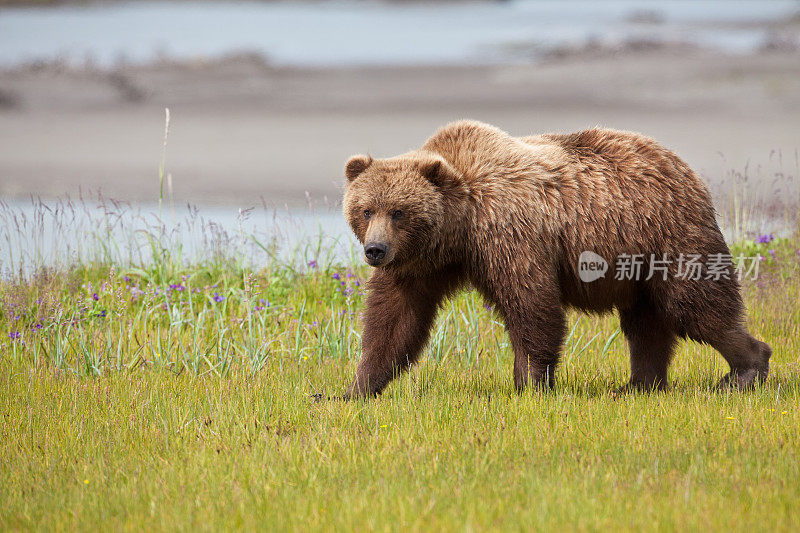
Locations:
9;331;22;340
332;273;341;280
213;293;225;303
92;293;99;301
308;260;317;269
756;234;775;244
96;309;107;318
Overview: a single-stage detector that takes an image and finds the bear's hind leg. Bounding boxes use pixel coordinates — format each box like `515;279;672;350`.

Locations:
662;272;772;389
660;275;771;389
618;297;677;392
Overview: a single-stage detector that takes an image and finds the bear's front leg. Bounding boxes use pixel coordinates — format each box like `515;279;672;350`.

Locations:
498;286;566;391
343;268;456;400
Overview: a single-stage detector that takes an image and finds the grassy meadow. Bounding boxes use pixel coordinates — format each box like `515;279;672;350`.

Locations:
1;201;799;531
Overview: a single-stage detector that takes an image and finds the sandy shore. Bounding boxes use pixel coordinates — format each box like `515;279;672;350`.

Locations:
0;46;798;207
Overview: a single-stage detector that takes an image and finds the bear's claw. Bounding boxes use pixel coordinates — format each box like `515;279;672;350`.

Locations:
613;380;668;396
716;368;762;390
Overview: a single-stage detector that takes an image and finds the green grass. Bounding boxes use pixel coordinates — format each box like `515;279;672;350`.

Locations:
1;234;799;531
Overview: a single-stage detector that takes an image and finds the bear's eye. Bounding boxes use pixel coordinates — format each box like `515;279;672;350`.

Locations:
363;209;372;220
391;210;403;221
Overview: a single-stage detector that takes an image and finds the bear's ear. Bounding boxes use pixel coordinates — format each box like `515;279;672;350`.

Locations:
345;154;373;182
419;159;455;188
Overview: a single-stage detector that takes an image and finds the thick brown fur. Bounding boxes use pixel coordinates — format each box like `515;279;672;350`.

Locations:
341;120;771;398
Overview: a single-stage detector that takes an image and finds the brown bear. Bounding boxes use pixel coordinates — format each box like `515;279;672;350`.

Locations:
341;120;771;399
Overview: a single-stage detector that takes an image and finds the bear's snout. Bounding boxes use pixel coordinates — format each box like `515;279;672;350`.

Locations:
364;242;388;265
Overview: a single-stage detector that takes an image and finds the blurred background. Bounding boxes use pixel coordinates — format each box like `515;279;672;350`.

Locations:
0;0;798;266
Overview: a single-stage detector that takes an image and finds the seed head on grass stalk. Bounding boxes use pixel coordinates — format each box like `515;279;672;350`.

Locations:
157;108;170;222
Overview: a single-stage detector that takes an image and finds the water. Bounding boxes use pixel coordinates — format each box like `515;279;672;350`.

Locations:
0;198;359;276
2;192;793;278
0;0;796;69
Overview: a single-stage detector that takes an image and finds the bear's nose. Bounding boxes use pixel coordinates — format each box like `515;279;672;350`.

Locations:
364;243;387;263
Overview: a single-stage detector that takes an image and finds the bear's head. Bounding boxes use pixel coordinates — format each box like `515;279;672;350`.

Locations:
343;152;461;268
